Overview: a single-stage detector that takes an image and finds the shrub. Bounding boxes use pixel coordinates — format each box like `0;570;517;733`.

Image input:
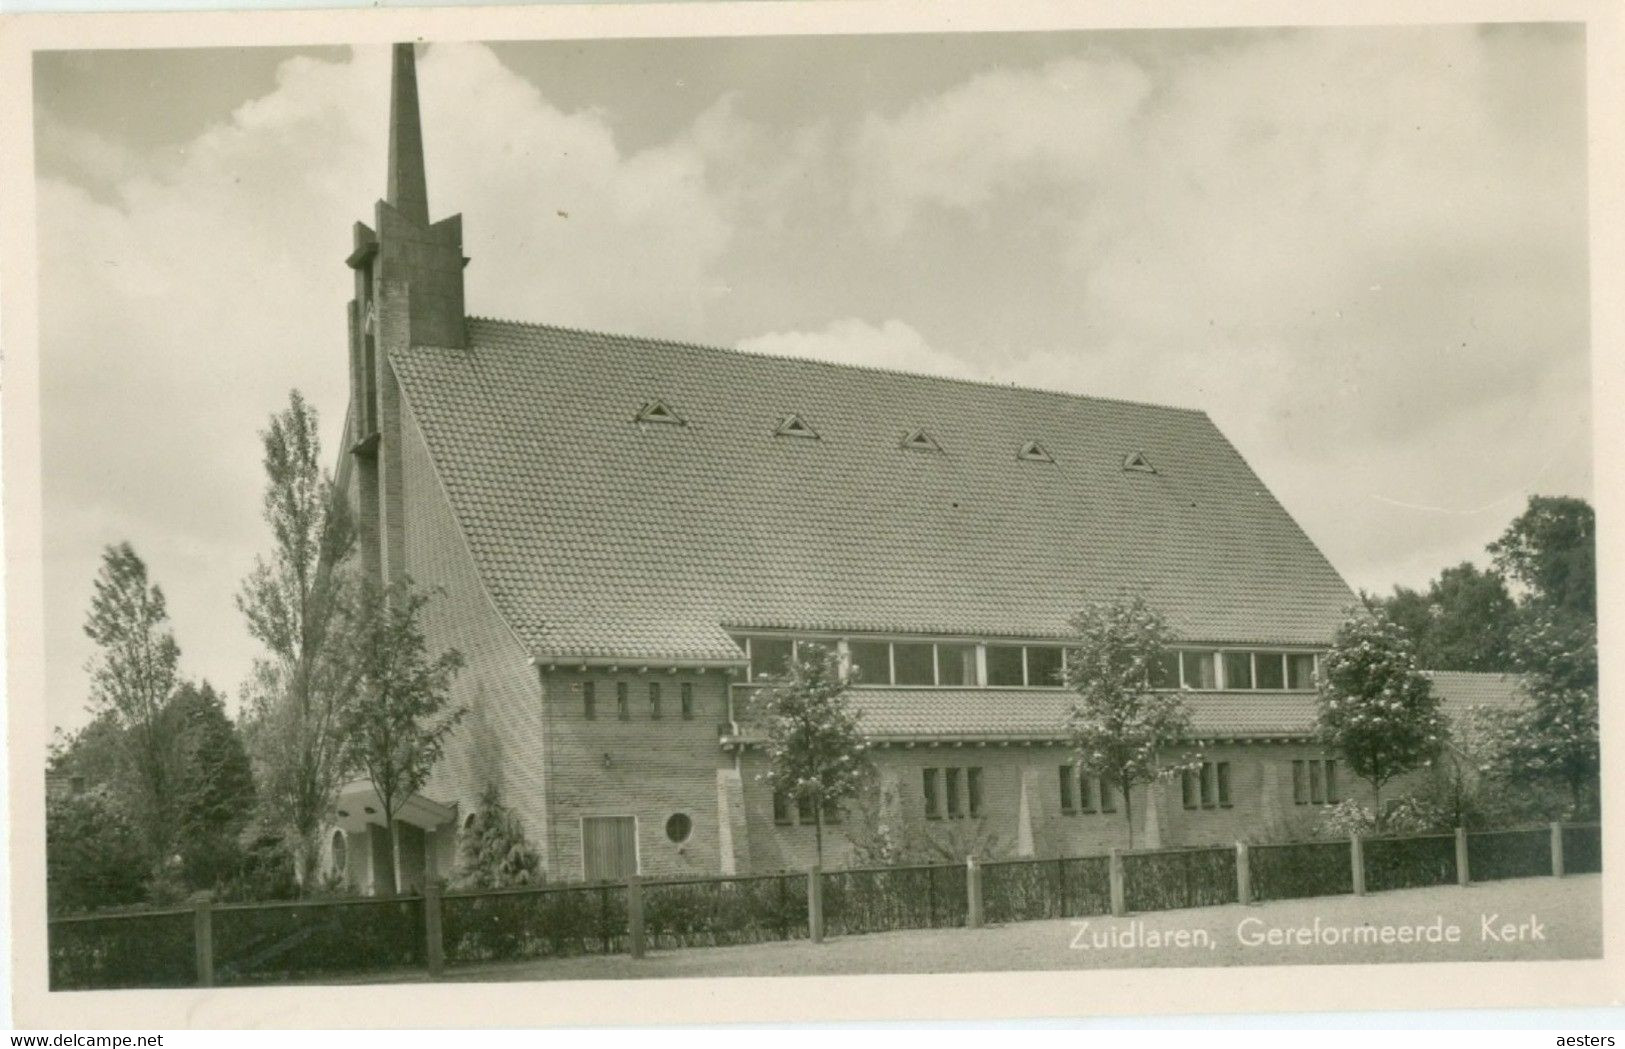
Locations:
453;785;543;889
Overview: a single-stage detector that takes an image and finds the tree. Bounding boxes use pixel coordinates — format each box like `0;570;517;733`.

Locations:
754;644;870;866
1488;495;1595;618
452;784;543;890
238;390;359;887
83;542;182;874
1372;563;1516;671
1315;606;1445;819
166;681;257;891
46;786;149;914
1062;596;1195;849
338;579;465;894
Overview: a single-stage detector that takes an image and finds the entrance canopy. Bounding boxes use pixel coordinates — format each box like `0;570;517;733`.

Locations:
331;779;456;835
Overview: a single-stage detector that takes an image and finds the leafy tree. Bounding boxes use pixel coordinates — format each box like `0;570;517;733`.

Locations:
1489;495;1595;618
238;390;359;887
166;681;257;891
46;785;150;914
754;644;870;866
338;579;465;894
1062;596;1195;849
452;784;543;889
83;542;182;873
1315;606;1445;819
1373;562;1516;671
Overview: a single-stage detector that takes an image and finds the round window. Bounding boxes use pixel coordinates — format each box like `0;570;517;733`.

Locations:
330;829;348;876
665;813;693;844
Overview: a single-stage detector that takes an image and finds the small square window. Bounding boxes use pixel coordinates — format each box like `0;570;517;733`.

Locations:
937;644;976;686
748;637;793;681
1287;653;1317;690
1255;653;1286;690
1150;652;1180;689
987;645;1024;686
1181;651;1218;689
1026;647;1063;687
848;641;891;685
1223;652;1254;690
893;643;934;685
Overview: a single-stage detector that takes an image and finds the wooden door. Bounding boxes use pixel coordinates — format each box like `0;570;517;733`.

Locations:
582;816;638;882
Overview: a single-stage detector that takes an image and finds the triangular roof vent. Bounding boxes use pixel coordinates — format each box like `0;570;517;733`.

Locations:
775;414;820;440
1018;441;1054;463
1122;450;1157;474
901;429;943;454
635;399;685;426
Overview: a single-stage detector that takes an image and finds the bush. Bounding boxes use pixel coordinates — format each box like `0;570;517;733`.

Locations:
453;785;542;889
46;786;149;914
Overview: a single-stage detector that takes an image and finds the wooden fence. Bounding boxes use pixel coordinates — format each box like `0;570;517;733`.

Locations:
49;820;1599;990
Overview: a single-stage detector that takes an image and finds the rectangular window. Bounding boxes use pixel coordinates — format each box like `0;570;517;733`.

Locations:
1287;653;1317;690
1078;773;1096;813
747;637;794;681
1200;762;1217;808
1217;761;1232;807
821;796;841;825
1292;760;1308;804
773;790;792;825
796;793;816;824
582;681;596;720
848;641;891;685
1026;646;1064;687
1223;652;1253;690
893;642;935;685
1149;651;1180;689
680;682;694;720
967;767;983;817
1181;650;1218;689
1182;769;1198;810
649;681;662;719
616;681;630;721
1325;760;1338;803
1309;760;1326;805
945;768;962;818
1058;765;1076;813
1255;653;1286;690
924;768;942;819
937;643;976;686
987;645;1025;686
1099;778;1117;813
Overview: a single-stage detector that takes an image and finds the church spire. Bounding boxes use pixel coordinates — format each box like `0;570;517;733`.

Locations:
386;42;430;224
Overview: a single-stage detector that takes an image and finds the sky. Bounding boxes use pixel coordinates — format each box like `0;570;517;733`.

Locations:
33;25;1590;733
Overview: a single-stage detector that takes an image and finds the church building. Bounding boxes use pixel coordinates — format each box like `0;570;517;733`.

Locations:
324;44;1518;892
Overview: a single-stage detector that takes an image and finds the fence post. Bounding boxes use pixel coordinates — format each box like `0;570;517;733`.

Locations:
1350;834;1366;896
192;897;214;988
627;874;646;959
1109;848;1126;917
1551;822;1565;879
807;865;824;944
1235;842;1252;905
1455;827;1470;887
423;882;445;976
966;857;983;929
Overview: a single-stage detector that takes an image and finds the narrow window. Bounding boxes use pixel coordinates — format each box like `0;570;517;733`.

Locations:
1217;762;1232;807
821;796;842;825
1026;646;1064;687
680;682;695;720
936;643;976;686
848;641;891;685
1149;652;1180;690
1287;653;1317;690
796;793;816;824
1325;760;1339;803
582;681;596;720
1223;652;1253;690
1309;760;1326;805
945;768;962;819
1078;773;1096;813
773;790;792;825
1182;769;1198;810
1200;762;1217;808
1255;652;1286;690
967;767;983;818
1058;765;1076;813
1292;760;1308;805
924;768;942;819
616;681;629;721
649;681;662;720
1099;779;1117;813
987;645;1025;686
893;642;934;685
1181;650;1218;689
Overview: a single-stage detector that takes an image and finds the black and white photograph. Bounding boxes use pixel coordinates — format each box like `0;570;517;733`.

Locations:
4;1;1620;1029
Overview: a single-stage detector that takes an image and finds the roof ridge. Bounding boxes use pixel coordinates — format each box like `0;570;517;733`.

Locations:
460;314;1211;419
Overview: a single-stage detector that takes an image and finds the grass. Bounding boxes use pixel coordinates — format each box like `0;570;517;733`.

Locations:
335;872;1602;984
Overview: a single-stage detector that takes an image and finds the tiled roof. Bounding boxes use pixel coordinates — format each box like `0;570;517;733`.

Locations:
393;318;1357;662
733;672;1527;744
